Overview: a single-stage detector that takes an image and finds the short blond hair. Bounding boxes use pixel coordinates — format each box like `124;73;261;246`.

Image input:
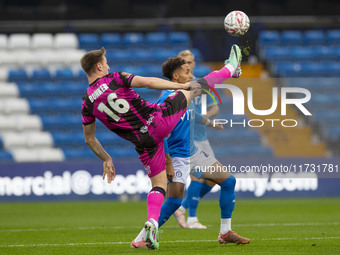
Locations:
178;49;194;58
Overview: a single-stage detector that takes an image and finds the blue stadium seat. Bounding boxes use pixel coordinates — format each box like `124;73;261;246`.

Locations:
0;150;12;161
281;30;303;44
291;47;316;60
29;98;80;113
299;61;326;76
8;68;28;82
169;32;191;47
106;50;134;64
194;65;211;77
63;149;97;159
132;49;155;62
327;30;340;44
310;94;340;107
273;61;301;76
304;30;325;44
325;61;340;75
41;115;81;130
326;126;340;141
145;32;167;47
52;132;84;145
313;110;340;125
153;49;179;62
78;33;100;50
101;33;122;49
19;83;45;97
258;30;280;45
55;68;74;81
214;145;273;157
138;65;162;77
208;129;261;145
310;46;338;60
123;33;144;47
106;147;138;157
263;46;291;60
190;48;203;62
31;68;52;82
77;70;87;81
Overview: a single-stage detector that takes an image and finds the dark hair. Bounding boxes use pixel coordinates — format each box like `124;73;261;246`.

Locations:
80;47;106;75
162;56;186;80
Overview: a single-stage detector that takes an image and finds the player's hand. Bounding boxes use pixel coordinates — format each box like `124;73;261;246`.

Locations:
214;120;224;131
180;82;190;90
165;157;174;181
103;159;116;183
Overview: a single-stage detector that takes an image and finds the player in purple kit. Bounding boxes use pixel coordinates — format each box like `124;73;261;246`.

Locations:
80;47;197;250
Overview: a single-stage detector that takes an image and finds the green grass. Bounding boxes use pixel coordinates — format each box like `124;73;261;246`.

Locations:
1;198;340;254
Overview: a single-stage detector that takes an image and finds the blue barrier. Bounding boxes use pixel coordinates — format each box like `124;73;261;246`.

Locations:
0;158;339;201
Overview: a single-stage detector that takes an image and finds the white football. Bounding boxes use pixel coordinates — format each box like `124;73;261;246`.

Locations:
224;11;250;37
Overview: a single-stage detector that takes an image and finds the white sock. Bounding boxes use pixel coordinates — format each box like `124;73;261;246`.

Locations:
135;228;146;242
178;206;186;213
187;216;198;224
225;64;235;75
220;218;231;235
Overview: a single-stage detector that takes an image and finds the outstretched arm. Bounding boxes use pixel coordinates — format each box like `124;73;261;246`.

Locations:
131;76;190;90
83;122;115;183
206;104;219;119
195;112;223;131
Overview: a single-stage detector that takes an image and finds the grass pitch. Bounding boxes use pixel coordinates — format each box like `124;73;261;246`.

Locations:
1;198;339;255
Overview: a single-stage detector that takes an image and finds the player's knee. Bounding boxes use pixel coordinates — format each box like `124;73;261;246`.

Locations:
221;175;236;189
150;186;166;198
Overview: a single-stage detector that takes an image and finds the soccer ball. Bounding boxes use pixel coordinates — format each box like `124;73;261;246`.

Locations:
224;11;250;37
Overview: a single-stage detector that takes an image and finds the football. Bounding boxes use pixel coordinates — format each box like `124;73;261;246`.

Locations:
224;10;250;37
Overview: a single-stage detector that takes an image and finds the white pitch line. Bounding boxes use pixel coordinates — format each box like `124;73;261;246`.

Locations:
1;237;340;248
1;222;339;233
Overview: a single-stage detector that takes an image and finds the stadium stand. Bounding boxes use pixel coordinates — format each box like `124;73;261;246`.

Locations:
0;31;277;162
259;29;340;156
0;32;208;161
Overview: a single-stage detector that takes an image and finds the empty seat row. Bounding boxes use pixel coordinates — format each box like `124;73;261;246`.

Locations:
213;145;273;157
0;150;12;160
313;110;340;124
207;129;262;145
8;63;211;82
286;78;340;92
0;114;42;131
261;45;340;61
0;82;19;98
259;30;340;45
106;47;203;64
0;49;85;68
63;147;138;159
0;33;79;50
78;32;191;50
10;148;64;162
0;98;29;115
51;131;129;147
8;68;86;82
272;61;340;77
17;82;86;97
0;131;53;150
28;98;81;113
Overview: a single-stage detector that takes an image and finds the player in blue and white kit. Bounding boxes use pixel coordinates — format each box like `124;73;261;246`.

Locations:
174;50;218;229
132;47;250;248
